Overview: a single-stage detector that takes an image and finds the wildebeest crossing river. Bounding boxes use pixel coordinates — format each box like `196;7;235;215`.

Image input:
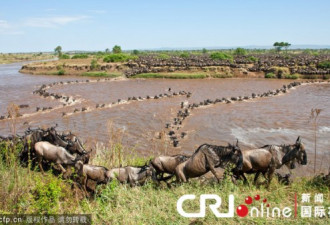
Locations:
0;62;329;176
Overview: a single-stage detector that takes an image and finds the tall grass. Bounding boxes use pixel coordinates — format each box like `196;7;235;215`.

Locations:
0;120;328;224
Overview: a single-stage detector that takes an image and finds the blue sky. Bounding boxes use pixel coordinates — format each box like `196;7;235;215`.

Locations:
0;0;329;52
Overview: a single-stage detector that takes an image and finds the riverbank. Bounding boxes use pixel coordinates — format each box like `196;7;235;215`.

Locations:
0;139;329;224
0;53;55;64
19;52;330;79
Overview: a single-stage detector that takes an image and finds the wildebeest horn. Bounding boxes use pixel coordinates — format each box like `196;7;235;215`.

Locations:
236;139;239;147
296;136;301;144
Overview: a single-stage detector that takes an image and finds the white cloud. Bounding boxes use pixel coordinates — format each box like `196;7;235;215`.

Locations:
0;20;10;29
88;10;107;14
25;15;89;28
0;19;24;35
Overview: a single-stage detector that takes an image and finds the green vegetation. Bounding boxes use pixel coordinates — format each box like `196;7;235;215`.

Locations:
0;139;328;224
57;69;65;75
103;54;136;63
133;73;207;79
265;72;276;78
210;52;233;61
0;53;54;64
318;60;330;69
90;59;100;70
234;47;247;56
284;73;299;79
71;54;89;59
54;46;62;57
132;49;140;55
59;54;70;59
112;45;122;54
273;42;291;52
81;72;122;77
247;56;258;62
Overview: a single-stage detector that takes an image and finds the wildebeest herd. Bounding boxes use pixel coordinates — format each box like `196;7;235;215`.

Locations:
0;125;308;196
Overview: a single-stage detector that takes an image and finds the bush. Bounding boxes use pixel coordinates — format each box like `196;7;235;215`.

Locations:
32;176;63;214
265;72;276;78
157;53;170;60
247;56;257;62
103;54;136;63
180;52;190;58
318;61;330;69
57;69;65;75
210;52;233;61
284;74;299;79
234;47;247;56
59;54;70;59
112;45;122;54
71;54;88;59
90;59;100;70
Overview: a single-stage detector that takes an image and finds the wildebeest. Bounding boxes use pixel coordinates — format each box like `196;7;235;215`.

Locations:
232;136;307;187
175;141;243;183
34;141;83;174
150;154;189;182
74;161;110;194
108;165;154;187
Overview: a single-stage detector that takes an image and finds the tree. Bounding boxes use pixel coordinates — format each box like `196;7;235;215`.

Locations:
234;47;247;56
112;45;122;54
273;42;291;52
132;49;140;55
202;48;207;54
105;48;110;53
54;46;62;57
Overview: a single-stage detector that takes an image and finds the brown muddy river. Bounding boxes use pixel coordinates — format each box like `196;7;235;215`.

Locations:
0;62;329;175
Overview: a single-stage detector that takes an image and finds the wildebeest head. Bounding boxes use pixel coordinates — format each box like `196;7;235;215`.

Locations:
228;139;243;170
282;136;307;169
64;133;87;155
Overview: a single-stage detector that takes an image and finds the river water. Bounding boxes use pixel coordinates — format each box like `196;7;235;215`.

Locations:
0;62;329;175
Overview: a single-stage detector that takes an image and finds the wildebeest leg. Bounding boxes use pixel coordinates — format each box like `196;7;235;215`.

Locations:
56;163;67;174
266;168;275;189
175;168;186;183
241;173;249;185
38;156;45;174
205;156;221;182
254;172;261;185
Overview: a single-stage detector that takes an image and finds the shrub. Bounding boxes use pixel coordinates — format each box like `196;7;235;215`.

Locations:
112;45;122;54
157;53;170;60
57;69;65;75
71;54;88;59
32;176;63;213
247;56;258;62
210;52;233;61
265;72;276;78
284;74;299;79
132;50;140;55
59;54;70;59
90;59;100;70
180;52;190;58
318;61;330;69
103;54;136;63
234;47;247;56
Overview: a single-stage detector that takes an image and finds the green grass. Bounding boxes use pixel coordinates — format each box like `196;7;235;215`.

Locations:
265;72;276;78
0;139;329;224
284;74;299;79
81;72;122;77
133;73;207;79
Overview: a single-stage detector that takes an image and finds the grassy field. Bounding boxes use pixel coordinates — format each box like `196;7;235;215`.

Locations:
0;139;329;225
132;72;234;79
81;72;123;77
0;53;54;64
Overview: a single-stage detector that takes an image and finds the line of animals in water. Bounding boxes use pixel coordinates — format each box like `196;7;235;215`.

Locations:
0;125;310;196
